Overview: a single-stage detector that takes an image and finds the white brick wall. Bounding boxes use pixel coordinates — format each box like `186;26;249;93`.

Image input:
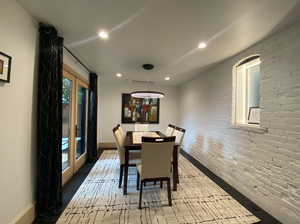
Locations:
179;21;300;224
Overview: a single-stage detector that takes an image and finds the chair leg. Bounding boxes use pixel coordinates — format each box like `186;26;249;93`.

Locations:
160;180;163;189
137;171;140;190
171;162;179;184
167;179;172;206
139;180;143;209
119;165;123;188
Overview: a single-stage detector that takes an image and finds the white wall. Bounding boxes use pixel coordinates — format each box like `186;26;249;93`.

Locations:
98;81;179;142
0;0;38;223
179;21;300;224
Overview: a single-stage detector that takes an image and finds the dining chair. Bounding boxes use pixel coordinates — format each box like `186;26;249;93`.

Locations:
172;127;185;184
118;124;126;139
136;136;176;209
165;124;175;136
173;127;185;147
112;125;141;188
134;123;149;132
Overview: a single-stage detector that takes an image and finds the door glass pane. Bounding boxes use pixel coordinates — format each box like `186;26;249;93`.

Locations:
76;85;88;159
62;77;72;171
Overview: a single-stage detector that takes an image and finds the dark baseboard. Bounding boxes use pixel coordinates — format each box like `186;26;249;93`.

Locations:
180;150;282;224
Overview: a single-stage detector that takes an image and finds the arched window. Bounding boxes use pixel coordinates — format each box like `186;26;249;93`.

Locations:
233;55;261;125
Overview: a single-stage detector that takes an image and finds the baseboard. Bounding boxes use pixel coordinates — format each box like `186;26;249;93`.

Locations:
10;202;36;224
97;142;117;150
180;150;281;224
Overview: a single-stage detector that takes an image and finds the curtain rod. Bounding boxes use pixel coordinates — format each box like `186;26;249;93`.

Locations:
63;46;93;74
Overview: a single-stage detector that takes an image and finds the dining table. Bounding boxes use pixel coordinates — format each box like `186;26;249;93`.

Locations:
123;131;179;195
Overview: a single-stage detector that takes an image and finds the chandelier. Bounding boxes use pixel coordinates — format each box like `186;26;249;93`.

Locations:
130;64;165;99
131;90;165;98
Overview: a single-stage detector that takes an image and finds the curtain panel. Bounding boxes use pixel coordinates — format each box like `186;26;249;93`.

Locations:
36;23;64;221
87;72;98;162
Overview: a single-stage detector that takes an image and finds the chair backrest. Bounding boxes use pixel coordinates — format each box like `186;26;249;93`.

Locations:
135;123;149;132
141;136;175;179
112;125;125;164
118;124;126;139
173;127;185;146
165;124;175;136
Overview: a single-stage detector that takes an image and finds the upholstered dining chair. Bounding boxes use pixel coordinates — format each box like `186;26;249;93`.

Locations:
173;127;185;148
172;127;185;184
165;124;175;136
136;136;176;209
118;124;126;139
112;125;141;188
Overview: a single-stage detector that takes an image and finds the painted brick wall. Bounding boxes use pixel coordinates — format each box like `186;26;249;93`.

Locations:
179;21;300;224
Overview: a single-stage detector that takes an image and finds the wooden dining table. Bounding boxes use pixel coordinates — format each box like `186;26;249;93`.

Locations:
123;131;179;195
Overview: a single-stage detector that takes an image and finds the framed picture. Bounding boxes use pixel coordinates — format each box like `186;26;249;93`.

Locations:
0;51;12;83
121;93;160;124
248;107;260;125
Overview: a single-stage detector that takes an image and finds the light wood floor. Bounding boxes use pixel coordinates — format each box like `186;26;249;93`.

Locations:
57;151;260;224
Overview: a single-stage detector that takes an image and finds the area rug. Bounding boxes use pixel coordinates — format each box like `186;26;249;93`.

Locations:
57;151;260;224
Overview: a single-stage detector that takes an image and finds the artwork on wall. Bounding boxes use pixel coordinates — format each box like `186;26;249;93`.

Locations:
248;107;260;124
0;51;12;83
122;93;160;124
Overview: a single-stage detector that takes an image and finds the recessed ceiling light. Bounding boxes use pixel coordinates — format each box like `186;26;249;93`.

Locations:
116;73;122;77
198;42;207;49
164;76;170;81
98;30;109;39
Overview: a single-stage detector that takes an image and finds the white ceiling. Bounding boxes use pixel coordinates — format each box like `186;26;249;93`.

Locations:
18;0;300;85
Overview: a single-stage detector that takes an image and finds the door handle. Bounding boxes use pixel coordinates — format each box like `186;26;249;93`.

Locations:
75;124;78;136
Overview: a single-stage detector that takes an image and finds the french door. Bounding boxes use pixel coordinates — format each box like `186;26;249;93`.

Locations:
62;70;89;185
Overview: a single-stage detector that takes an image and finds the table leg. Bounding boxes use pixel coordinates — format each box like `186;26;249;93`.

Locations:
173;145;178;191
123;149;129;195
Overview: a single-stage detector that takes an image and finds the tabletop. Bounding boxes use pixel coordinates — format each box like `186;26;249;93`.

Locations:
124;131;167;148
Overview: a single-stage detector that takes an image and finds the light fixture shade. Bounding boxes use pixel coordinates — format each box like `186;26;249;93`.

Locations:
131;91;165;98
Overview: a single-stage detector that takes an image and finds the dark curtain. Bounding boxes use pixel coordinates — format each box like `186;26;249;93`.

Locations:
36;23;63;221
87;72;98;162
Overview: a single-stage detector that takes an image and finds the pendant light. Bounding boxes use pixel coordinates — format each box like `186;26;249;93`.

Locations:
131;90;165;98
130;64;165;99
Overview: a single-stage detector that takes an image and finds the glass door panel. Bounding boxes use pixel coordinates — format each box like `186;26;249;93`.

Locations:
62;68;89;185
62;77;72;171
76;84;88;159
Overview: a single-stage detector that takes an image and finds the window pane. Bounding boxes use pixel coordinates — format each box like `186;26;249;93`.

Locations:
247;64;260;108
76;85;88;159
62;77;72;171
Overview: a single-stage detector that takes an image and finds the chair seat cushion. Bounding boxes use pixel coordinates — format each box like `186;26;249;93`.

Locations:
137;164;172;179
129;151;141;160
120;151;141;165
129;151;141;164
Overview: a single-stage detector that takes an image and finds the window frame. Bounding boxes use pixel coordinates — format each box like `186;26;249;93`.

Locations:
232;55;261;127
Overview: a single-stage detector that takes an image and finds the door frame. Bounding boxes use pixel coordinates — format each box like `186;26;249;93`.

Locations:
62;68;89;186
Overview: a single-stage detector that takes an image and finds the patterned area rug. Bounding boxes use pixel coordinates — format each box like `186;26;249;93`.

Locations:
57;151;260;224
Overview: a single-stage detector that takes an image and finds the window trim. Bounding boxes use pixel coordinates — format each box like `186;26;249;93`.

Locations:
232;54;261;127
